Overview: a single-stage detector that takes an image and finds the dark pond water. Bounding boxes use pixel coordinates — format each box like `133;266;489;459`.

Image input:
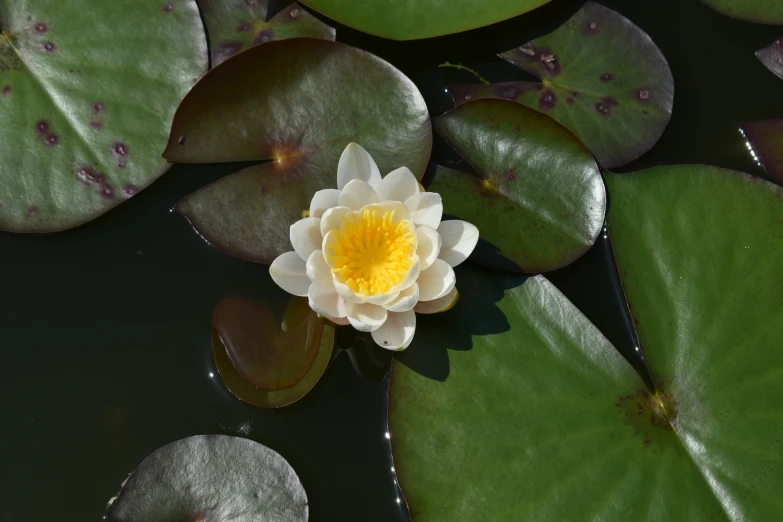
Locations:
1;0;781;520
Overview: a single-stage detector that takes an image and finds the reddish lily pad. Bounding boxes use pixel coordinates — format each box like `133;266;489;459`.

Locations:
0;0;207;232
201;0;335;66
433;98;605;273
451;2;673;168
741;119;783;183
702;0;783;25
213;295;325;391
757;37;783;80
298;0;555;40
105;435;308;521
166;38;431;264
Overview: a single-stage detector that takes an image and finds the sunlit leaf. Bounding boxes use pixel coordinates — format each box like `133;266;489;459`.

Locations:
701;0;783;25
451;2;673;168
165;38;431;263
0;0;207;232
200;0;334;66
105;435;308;521
433;98;605;273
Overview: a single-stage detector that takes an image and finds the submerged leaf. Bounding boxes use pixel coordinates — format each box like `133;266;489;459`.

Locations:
433;99;605;273
742;119;783;183
389;166;783;520
452;2;673;168
200;0;335;66
166;38;431;263
0;0;207;232
298;0;555;40
105;435;308;521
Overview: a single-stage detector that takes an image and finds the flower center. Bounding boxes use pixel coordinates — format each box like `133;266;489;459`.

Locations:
328;207;416;296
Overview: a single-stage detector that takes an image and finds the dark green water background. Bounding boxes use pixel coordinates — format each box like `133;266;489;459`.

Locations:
1;0;781;520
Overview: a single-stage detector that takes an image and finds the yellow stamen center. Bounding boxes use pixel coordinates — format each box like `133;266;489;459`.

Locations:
328;207;416;296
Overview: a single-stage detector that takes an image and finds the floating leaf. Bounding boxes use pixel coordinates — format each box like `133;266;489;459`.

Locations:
757;37;783;80
213;295;326;390
389;166;783;520
451;2;673;168
106;435;308;521
433;98;605;273
200;0;335;66
165;38;431;263
212;324;333;408
742;119;783;183
701;0;783;25
298;0;554;40
0;0;207;232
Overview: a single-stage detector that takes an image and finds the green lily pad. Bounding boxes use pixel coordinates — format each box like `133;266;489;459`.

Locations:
432;98;605;273
105;435;308;521
212;322;334;408
701;0;783;25
757;37;783;80
742;119;783;183
0;0;207;232
451;2;673;168
389;165;783;520
200;0;335;66
165;38;431;263
298;0;554;41
213;295;327;391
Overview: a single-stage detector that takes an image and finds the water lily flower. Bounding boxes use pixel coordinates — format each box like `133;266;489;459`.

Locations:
269;143;479;351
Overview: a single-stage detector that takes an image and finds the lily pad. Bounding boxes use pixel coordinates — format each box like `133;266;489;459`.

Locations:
200;0;335;66
432;98;605;273
701;0;783;25
0;0;207;232
451;2;673;168
105;435;308;521
166;38;431;264
389;165;783;520
742;119;783;183
212;323;334;408
298;0;554;40
213;295;327;390
757;37;783;80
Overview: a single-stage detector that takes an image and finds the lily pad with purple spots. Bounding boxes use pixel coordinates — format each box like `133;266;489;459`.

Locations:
433;98;605;273
299;0;554;40
757;37;783;80
0;0;207;232
451;2;673;169
105;435;308;521
166;38;431;264
742;119;783;183
702;0;783;25
200;0;335;66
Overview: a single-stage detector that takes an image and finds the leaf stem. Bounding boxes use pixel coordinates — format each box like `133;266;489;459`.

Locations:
438;62;489;84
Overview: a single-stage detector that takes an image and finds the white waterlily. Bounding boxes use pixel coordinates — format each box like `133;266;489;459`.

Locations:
269;143;479;351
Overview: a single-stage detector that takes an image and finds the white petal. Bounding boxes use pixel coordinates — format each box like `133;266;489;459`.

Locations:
414;287;458;314
417;259;456;301
376;167;419;203
269;252;310;297
416;225;442;271
290;217;322;261
338;179;380;210
309;189;340;219
405;192;443;229
362;291;400;306
389;256;421;294
308;284;346;319
384;283;419;312
337;143;382;190
306;250;334;290
345;301;388;332
371;310;416;351
320;206;352;236
333;277;363;304
380;200;411;222
438;220;479;267
327;316;351;326
321;229;340;268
